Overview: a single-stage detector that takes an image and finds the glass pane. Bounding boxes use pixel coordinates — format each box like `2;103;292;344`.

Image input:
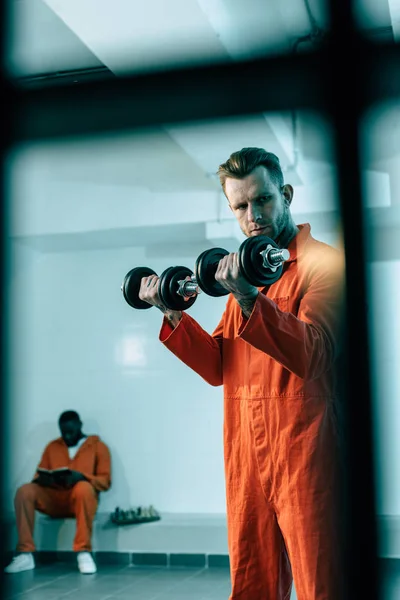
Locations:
354;0;397;42
361;100;400;598
6;111;345;599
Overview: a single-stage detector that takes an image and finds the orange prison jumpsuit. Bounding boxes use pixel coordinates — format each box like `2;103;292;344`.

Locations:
15;435;111;552
160;224;344;600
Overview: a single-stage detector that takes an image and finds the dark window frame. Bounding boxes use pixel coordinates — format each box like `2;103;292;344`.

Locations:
2;1;399;597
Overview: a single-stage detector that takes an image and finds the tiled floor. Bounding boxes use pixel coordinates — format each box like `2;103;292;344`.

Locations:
4;564;233;600
4;560;400;599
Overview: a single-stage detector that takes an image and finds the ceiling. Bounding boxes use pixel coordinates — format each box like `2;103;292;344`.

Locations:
7;0;319;78
6;0;400;254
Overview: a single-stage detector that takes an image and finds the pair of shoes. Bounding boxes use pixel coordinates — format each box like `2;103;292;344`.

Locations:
4;552;96;575
77;552;97;574
4;553;35;573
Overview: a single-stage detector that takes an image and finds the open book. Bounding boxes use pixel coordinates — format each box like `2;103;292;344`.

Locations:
37;467;72;481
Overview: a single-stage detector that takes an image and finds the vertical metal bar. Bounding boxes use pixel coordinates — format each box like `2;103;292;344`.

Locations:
328;0;379;598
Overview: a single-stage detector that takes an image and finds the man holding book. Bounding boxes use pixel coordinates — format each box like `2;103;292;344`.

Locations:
5;410;111;575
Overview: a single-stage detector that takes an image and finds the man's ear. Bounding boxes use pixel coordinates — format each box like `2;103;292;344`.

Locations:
282;184;294;206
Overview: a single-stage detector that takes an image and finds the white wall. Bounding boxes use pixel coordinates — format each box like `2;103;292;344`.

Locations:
7;241;227;514
8;231;400;523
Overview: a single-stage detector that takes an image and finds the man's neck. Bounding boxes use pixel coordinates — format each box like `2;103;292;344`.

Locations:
67;433;86;447
277;221;299;250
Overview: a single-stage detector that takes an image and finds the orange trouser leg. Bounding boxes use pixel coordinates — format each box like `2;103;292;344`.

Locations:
227;506;293;600
14;483;71;552
277;492;343;600
224;398;293;599
69;482;98;552
14;481;98;553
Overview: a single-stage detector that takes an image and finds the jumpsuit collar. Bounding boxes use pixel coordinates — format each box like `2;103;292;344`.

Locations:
285;223;311;263
256;223;311;292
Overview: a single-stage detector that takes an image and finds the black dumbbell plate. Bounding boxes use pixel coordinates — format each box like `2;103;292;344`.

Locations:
238;236;283;286
159;266;197;311
122;267;157;309
195;248;230;297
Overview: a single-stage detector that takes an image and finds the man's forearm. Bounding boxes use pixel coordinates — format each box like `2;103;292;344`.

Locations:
233;290;258;319
156;304;183;328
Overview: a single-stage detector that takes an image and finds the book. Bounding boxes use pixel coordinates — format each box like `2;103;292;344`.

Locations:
37;467;72;478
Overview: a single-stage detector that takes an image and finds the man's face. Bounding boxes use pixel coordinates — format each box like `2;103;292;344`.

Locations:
225;165;292;241
60;420;82;447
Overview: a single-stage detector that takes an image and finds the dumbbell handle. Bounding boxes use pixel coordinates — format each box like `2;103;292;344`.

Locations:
177;275;202;298
176;245;290;299
261;246;290;270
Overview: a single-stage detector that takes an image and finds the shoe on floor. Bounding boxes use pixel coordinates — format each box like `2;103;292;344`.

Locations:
4;553;35;573
77;552;97;574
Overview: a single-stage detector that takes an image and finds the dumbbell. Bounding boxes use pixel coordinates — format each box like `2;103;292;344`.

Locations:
121;235;290;311
195;236;290;296
121;265;200;311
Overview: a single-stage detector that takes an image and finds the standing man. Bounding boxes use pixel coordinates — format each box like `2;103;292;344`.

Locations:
139;148;344;599
5;410;111;575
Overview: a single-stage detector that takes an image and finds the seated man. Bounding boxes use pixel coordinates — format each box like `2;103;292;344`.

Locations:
5;410;111;575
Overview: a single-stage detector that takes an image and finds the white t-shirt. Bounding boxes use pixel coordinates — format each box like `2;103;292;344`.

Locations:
68;436;87;460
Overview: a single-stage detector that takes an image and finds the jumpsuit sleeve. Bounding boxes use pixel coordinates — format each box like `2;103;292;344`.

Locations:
32;443;52;481
159;311;224;387
238;251;345;381
81;441;112;492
